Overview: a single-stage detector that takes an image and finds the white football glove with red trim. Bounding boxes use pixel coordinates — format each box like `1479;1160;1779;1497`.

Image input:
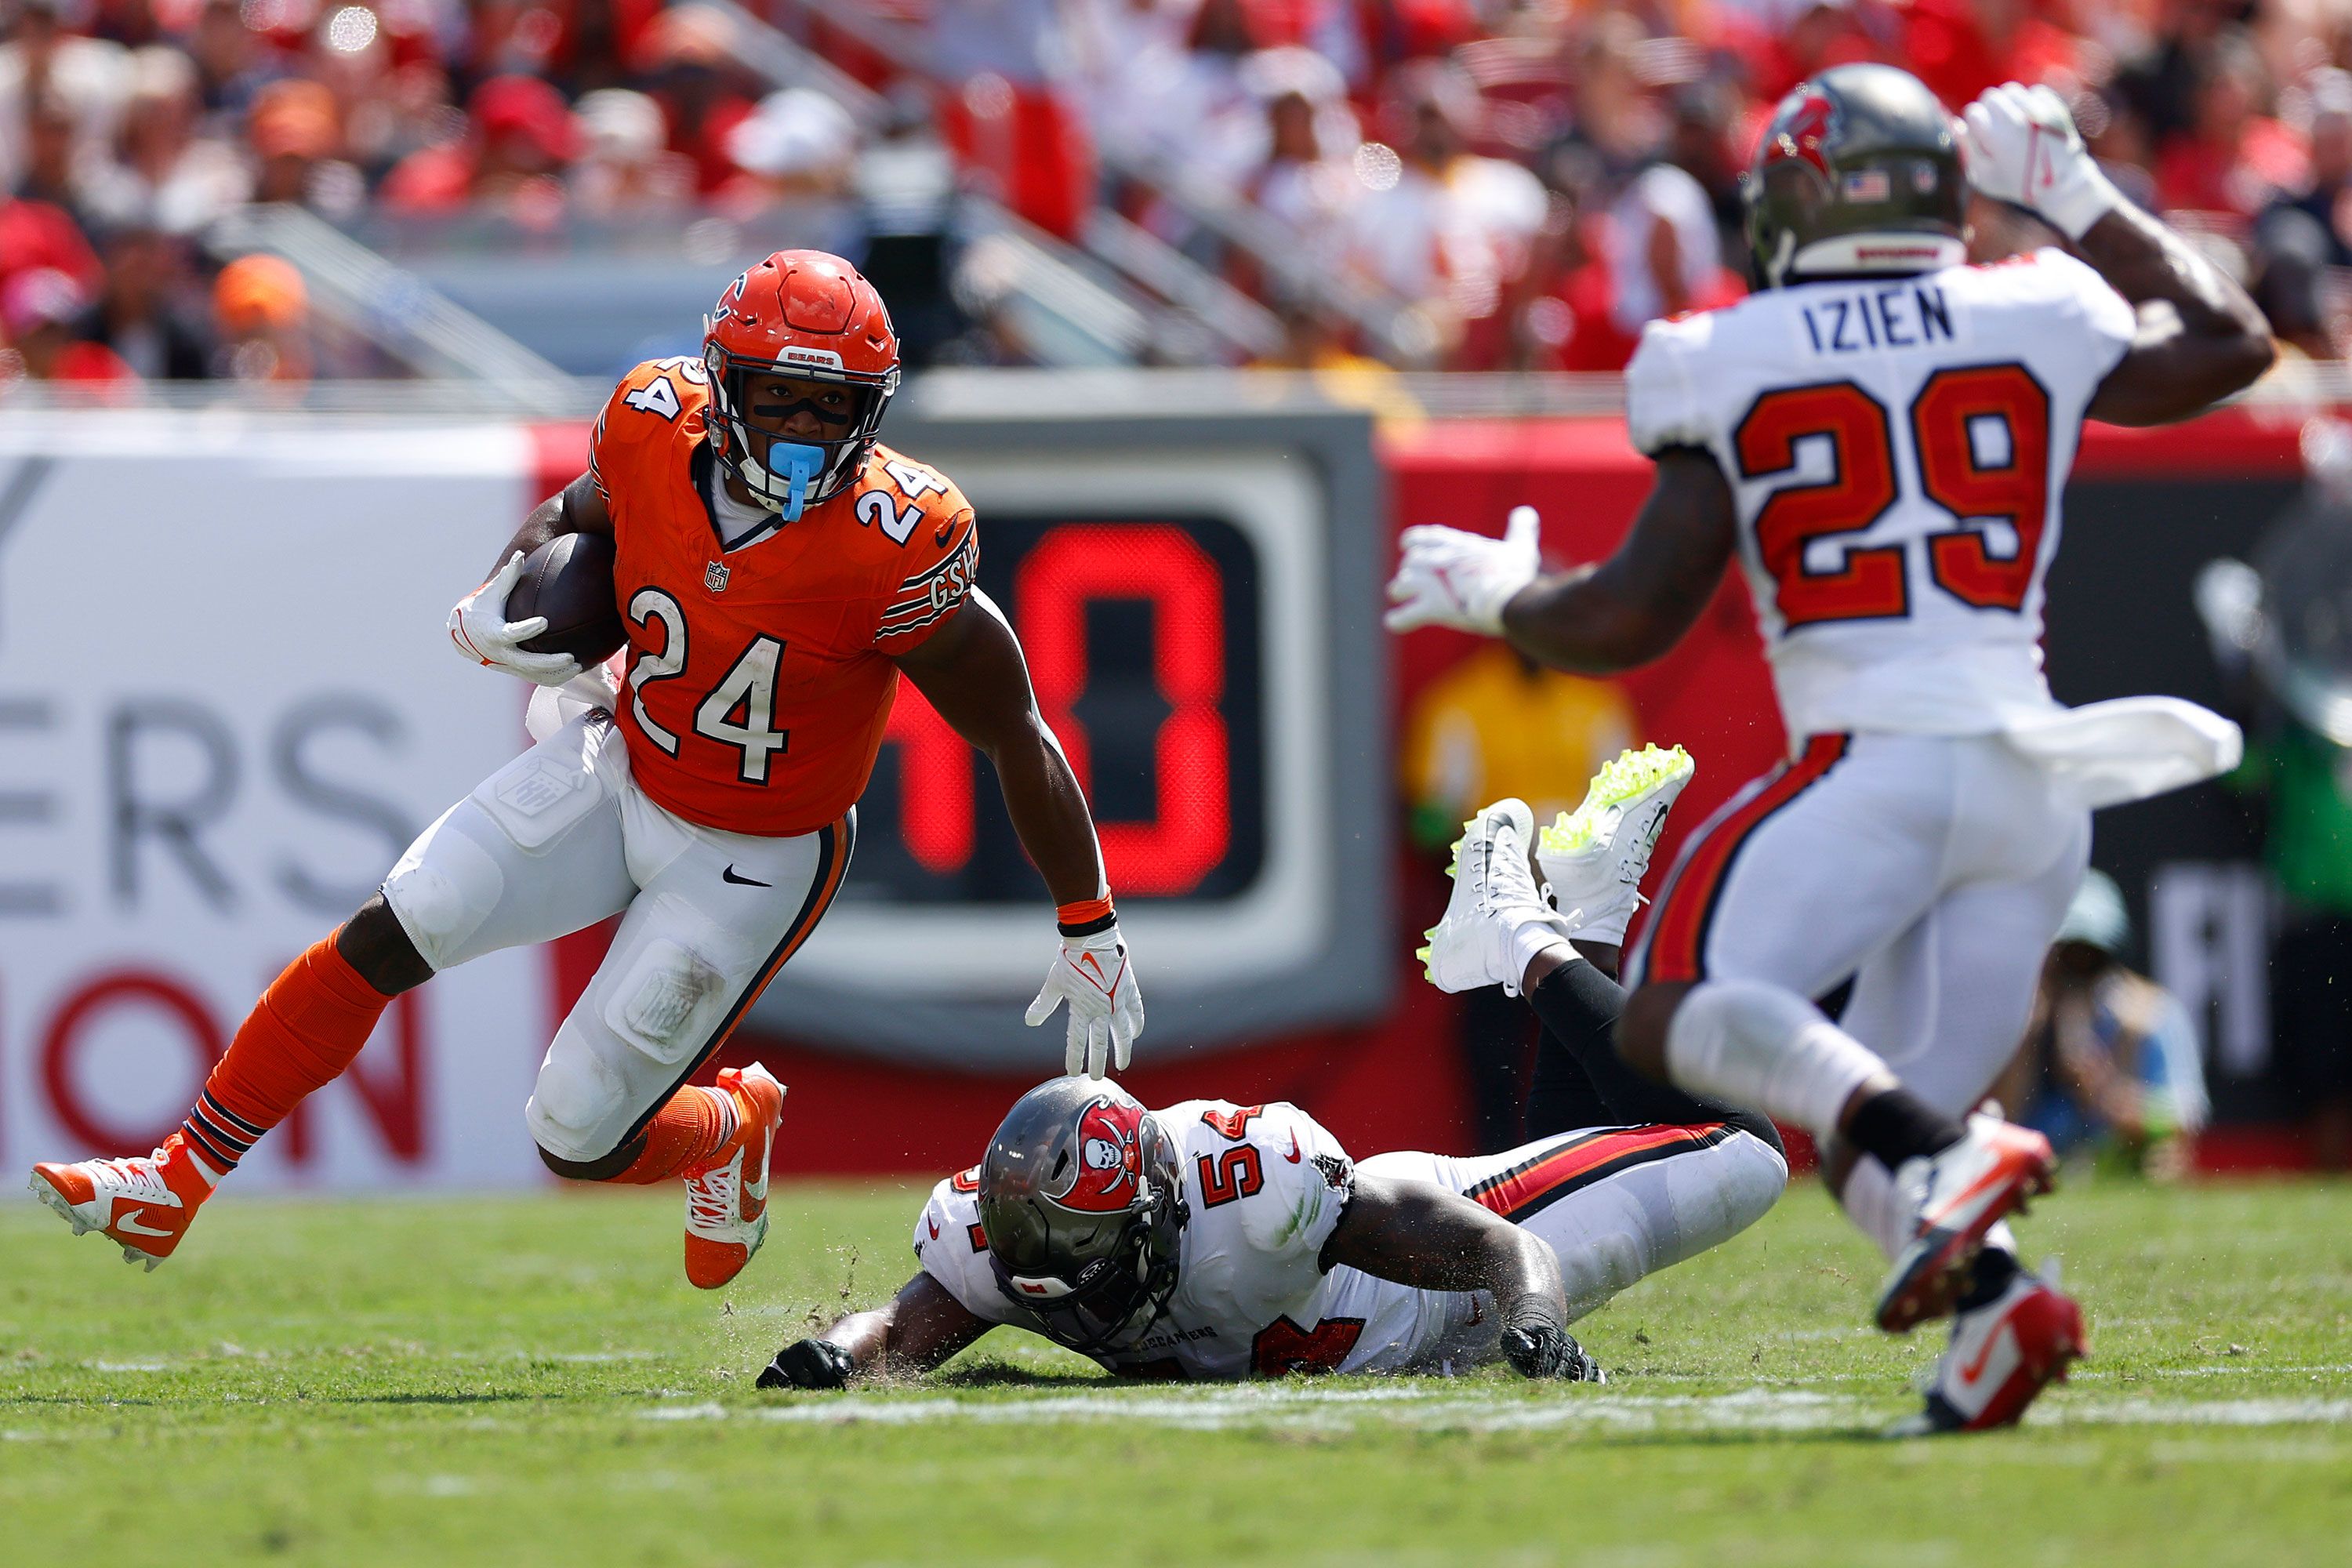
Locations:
1384;506;1542;637
1961;82;2122;241
448;550;584;687
1027;922;1144;1079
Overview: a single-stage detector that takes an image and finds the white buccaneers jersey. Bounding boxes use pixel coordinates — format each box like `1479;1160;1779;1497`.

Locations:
1626;248;2138;740
913;1101;1497;1380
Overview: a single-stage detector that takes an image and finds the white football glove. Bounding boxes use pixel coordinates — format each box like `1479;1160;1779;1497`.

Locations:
448;550;584;687
1961;82;2122;241
1026;921;1144;1079
1384;505;1542;637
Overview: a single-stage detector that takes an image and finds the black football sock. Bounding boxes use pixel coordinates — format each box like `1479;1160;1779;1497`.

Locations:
1844;1087;1967;1171
1526;964;1783;1154
1525;1028;1614;1142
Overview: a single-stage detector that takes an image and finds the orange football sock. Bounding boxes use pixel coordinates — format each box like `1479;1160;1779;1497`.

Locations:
604;1087;737;1185
179;932;394;1181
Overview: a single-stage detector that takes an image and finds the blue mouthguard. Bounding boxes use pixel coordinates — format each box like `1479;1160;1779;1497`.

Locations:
768;441;826;521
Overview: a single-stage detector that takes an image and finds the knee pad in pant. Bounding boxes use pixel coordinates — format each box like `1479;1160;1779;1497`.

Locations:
381;809;506;972
525;1025;629;1163
601;934;726;1067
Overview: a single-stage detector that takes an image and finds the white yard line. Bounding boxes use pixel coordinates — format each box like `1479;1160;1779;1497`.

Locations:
638;1383;2352;1436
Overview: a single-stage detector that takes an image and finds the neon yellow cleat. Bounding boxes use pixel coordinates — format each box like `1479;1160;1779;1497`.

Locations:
1534;744;1696;947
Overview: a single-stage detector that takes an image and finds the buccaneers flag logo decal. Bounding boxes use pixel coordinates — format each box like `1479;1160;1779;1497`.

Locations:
1766;88;1837;179
1054;1096;1145;1213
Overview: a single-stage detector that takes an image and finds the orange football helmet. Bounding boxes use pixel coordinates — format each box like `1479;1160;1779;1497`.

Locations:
702;249;900;518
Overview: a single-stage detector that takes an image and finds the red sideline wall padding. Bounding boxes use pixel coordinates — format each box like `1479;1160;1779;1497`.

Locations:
527;406;2308;1178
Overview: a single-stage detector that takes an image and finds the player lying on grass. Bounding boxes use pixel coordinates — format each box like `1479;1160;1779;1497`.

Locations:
29;250;1143;1290
759;748;1790;1386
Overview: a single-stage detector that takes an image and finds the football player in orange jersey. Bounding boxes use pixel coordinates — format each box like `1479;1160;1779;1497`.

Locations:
29;250;1145;1290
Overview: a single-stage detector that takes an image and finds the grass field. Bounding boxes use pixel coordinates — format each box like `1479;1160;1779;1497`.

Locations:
3;1176;2348;1567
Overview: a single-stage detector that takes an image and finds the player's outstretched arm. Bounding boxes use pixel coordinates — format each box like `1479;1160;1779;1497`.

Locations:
894;590;1144;1076
1490;453;1738;676
1962;82;2274;426
758;1274;995;1390
1319;1172;1599;1380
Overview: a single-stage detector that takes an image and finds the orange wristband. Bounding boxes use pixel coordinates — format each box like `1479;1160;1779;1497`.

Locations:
1056;897;1115;935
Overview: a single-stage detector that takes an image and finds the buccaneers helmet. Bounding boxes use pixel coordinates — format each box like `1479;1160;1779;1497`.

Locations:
1745;64;1967;289
702;249;899;521
977;1077;1188;1357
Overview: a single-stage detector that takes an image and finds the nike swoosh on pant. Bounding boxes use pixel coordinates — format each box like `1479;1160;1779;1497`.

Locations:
722;866;771;887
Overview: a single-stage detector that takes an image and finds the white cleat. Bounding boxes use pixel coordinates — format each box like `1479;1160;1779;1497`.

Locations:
1876;1112;2057;1333
1889;1263;2087;1435
1418;799;1570;996
1535;744;1694;946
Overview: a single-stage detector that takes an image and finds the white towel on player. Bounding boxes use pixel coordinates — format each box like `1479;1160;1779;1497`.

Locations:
1999;695;2243;810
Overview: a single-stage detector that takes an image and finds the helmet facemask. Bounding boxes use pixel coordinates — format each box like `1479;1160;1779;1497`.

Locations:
980;1106;1189;1358
702;339;897;521
989;1186;1185;1356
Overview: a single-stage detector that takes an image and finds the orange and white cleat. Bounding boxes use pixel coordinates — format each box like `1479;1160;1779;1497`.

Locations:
1875;1112;2057;1333
682;1062;786;1290
1892;1266;2087;1435
28;1132;216;1271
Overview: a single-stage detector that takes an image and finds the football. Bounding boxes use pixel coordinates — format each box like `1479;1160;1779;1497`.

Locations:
505;531;624;666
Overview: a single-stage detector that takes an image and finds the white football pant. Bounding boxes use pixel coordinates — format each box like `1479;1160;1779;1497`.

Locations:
380;710;849;1163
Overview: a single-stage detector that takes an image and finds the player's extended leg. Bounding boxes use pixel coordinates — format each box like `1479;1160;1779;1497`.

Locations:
522;793;852;1288
1610;735;2062;1334
1831;840;2092;1432
28;712;640;1269
1364;1118;1787;1325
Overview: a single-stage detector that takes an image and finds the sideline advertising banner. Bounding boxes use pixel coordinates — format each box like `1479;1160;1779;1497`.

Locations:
0;416;550;1192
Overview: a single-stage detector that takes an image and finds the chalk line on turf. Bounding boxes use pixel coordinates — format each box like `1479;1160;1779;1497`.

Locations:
642;1384;2352;1435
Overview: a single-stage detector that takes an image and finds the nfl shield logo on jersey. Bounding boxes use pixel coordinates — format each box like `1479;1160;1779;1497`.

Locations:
705;560;730;594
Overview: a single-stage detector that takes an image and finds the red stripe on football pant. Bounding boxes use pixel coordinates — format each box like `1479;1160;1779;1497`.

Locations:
1642;734;1847;985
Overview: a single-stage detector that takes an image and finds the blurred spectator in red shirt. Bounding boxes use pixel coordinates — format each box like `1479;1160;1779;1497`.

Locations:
72;219;211;376
2154;30;2307;221
639;4;756;198
212;250;309;381
380;73;578;218
931;0;1093;239
1903;0;2078;111
1;263;134;384
549;0;662;96
0;183;98;291
1740;0;1884;106
571;85;691;216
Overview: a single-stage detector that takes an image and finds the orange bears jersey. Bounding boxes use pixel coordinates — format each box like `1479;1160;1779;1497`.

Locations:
586;356;978;837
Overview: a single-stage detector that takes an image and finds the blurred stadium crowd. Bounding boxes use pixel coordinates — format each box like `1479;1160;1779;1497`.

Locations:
7;0;2352;386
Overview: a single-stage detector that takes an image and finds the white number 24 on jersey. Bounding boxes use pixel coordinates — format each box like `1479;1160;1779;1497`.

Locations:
624;589;789;782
